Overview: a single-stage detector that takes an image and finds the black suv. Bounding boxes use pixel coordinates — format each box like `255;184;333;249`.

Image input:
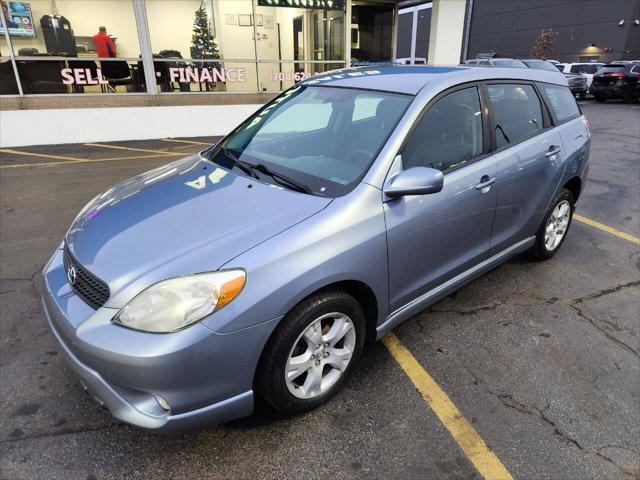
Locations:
591;63;640;103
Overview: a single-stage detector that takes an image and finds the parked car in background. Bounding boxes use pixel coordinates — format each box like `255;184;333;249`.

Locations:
591;63;640;103
42;66;590;431
556;63;604;90
519;59;588;98
521;59;562;72
466;58;528;68
563;72;589;99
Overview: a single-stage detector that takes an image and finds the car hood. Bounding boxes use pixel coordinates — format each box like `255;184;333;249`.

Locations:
65;155;331;307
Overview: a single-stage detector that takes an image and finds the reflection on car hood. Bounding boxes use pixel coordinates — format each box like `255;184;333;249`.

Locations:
65;155;332;307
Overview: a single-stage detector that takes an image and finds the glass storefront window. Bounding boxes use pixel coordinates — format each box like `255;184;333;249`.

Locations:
145;0;259;93
146;0;257;62
5;0;140;58
253;0;346;91
16;58;145;94
0;0;389;97
254;0;345;63
1;0;142;94
260;61;341;91
150;59;259;93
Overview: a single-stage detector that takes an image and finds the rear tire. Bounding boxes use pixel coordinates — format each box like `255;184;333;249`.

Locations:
528;188;575;261
256;291;366;416
622;89;638;104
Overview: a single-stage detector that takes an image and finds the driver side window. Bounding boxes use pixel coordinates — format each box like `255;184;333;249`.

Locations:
402;87;484;172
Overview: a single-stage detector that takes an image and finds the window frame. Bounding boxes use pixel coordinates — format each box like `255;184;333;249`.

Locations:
398;81;492;176
536;81;581;126
481;79;553;154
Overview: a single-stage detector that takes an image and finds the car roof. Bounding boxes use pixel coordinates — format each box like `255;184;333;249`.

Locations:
300;65;567;95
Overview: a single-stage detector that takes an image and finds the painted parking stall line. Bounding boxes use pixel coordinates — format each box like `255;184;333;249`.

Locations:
0;154;179;169
83;143;185;156
573;214;640;245
0;148;89;163
162;138;212;146
383;332;513;480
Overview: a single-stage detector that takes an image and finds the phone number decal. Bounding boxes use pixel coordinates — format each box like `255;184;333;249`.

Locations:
270;72;312;82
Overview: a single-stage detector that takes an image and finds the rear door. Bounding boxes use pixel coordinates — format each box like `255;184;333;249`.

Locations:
484;82;566;255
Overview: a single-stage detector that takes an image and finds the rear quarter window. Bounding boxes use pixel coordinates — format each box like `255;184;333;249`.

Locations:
539;84;580;124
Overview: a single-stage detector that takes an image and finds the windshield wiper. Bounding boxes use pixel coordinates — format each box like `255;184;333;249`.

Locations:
219;146;255;178
252;163;313;194
219;146;312;194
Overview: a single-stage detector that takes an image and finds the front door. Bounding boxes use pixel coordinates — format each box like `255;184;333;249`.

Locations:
385;86;498;311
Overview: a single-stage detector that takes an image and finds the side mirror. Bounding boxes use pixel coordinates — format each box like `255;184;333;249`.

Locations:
383;166;444;199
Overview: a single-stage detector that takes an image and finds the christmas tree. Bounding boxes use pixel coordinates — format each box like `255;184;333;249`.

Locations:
190;6;219;59
531;29;557;60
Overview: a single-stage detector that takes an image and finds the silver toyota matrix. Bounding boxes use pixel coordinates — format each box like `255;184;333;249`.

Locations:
42;66;591;431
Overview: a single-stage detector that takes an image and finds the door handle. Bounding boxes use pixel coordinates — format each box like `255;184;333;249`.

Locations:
475;175;497;191
546;145;562;158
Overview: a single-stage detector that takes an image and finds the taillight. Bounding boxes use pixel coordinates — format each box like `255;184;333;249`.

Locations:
611;72;625;78
581;115;591;140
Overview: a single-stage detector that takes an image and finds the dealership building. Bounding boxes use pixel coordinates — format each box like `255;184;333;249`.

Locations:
1;0;638;147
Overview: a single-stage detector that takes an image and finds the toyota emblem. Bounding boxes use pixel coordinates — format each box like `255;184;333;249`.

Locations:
67;266;77;286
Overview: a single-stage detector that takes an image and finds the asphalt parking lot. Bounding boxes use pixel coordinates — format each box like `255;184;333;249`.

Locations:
1;100;638;480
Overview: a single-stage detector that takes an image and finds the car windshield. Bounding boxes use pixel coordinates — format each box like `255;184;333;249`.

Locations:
207;85;412;197
523;60;559;72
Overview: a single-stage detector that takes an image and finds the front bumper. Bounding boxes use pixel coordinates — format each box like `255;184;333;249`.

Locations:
42;247;279;431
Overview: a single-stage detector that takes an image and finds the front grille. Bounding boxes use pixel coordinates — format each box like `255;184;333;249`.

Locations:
63;245;110;309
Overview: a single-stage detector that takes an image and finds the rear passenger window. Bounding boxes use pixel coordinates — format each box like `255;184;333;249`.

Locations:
487;84;543;148
402;87;484;172
539;84;580;123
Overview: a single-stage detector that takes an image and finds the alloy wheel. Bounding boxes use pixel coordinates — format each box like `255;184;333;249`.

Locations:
544;200;571;251
285;312;356;399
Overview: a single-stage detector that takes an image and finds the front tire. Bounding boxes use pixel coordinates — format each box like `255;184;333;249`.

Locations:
256;291;366;415
528;188;575;260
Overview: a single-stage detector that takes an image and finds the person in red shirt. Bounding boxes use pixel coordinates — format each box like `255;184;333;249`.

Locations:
93;26;117;58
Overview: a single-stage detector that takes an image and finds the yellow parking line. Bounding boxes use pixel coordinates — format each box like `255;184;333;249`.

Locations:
0;148;88;163
574;214;640;245
162;138;212;146
84;143;187;156
0;154;172;169
383;333;513;480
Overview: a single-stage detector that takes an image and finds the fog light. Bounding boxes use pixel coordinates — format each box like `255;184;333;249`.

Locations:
154;393;171;412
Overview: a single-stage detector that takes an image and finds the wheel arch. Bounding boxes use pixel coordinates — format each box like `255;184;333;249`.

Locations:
252;279;381;394
563;176;582;204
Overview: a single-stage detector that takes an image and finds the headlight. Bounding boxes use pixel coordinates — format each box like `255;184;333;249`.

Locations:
113;270;246;333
